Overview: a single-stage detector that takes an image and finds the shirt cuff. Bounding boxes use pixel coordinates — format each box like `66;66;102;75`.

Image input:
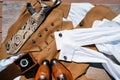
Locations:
54;31;64;50
54;30;73;50
54;31;76;61
59;42;75;61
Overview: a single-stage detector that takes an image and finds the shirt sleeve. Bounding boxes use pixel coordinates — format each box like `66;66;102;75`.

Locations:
54;24;120;50
54;14;120;80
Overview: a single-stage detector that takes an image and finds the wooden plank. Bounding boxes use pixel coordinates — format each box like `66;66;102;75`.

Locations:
0;18;2;32
62;0;120;4
0;3;2;18
0;33;1;44
2;1;26;41
4;0;27;1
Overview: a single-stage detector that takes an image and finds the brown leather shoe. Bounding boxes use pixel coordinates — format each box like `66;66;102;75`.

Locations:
51;59;73;80
35;60;50;80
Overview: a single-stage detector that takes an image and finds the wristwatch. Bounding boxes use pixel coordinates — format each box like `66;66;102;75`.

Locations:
0;53;39;80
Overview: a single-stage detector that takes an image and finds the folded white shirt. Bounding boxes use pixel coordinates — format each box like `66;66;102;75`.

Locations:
54;15;120;79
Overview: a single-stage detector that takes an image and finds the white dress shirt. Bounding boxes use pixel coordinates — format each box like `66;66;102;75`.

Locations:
54;15;120;80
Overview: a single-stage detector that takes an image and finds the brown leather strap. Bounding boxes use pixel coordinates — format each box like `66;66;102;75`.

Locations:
0;63;21;80
0;53;38;79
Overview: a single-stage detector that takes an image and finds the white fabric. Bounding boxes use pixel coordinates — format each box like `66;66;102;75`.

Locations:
54;15;120;79
63;3;94;27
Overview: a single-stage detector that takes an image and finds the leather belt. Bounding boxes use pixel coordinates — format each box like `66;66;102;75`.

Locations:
0;53;39;80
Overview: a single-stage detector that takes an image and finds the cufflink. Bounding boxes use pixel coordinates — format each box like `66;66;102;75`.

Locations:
63;56;67;61
59;33;62;37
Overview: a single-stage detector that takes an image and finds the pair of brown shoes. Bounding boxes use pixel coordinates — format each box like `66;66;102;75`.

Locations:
35;59;73;80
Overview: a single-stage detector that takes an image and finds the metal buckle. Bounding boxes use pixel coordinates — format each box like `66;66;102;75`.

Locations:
14;53;37;74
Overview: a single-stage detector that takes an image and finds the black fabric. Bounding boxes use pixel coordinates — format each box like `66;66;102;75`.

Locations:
23;64;40;78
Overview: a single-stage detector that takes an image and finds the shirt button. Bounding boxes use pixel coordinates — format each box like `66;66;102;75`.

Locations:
59;33;62;37
51;22;54;26
79;21;83;26
63;56;67;60
32;40;36;44
44;28;48;31
38;33;42;37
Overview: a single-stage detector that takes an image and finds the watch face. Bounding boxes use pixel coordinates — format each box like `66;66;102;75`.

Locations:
20;59;29;67
15;53;36;73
